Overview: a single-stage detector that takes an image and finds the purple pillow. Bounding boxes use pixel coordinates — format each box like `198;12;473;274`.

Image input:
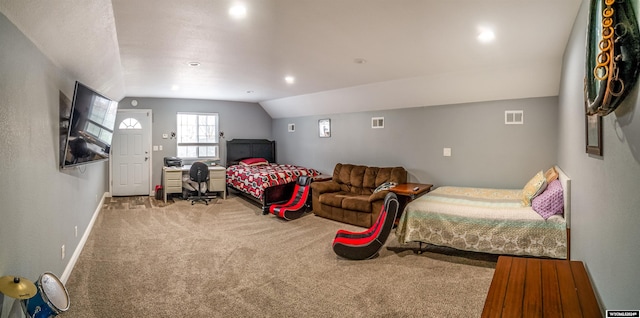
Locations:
532;179;564;219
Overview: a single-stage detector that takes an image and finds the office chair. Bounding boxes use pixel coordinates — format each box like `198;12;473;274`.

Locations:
189;162;210;205
332;192;399;260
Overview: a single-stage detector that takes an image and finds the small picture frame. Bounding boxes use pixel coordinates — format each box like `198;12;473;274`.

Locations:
585;113;602;156
318;119;331;138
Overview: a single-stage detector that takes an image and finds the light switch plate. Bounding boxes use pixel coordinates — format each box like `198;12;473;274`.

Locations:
443;148;452;157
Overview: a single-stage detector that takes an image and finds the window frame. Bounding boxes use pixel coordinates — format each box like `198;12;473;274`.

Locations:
118;117;142;130
176;112;220;160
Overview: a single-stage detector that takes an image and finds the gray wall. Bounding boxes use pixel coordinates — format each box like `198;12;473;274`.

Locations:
1;13;109;316
273;97;559;189
558;0;640;310
117;97;272;189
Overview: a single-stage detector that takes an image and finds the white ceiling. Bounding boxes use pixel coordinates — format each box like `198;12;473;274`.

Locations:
1;0;583;118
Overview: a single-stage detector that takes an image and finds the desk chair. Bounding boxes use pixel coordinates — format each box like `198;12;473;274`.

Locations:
189;162;210;205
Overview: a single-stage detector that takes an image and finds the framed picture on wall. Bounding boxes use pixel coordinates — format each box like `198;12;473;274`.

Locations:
318;119;331;138
585;113;602;156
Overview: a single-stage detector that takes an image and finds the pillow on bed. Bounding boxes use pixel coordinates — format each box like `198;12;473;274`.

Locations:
544;166;559;183
532;179;564;219
521;171;547;206
239;158;269;166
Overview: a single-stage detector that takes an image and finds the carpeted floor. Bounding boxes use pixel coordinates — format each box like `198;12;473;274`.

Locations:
63;194;498;317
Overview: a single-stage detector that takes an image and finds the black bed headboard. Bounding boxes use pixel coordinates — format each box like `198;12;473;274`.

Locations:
226;139;276;166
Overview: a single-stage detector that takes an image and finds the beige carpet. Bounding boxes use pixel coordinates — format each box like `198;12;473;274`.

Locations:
63;195;498;317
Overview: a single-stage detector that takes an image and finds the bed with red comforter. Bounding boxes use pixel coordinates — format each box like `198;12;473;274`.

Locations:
224;139;321;213
226;163;320;203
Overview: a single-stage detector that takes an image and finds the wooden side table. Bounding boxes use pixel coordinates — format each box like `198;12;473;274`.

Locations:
390;183;433;223
390;183;433;199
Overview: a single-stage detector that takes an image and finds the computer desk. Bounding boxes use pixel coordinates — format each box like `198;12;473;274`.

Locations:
162;165;226;203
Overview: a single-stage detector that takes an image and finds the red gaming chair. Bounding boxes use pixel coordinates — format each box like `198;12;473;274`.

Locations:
268;175;312;220
332;192;399;260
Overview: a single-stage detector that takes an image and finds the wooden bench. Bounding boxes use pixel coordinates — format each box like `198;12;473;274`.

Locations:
481;256;601;317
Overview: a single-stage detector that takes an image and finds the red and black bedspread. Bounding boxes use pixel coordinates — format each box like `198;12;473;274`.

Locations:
226;164;320;200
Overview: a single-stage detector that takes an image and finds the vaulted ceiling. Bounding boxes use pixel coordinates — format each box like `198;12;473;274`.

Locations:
1;0;583;118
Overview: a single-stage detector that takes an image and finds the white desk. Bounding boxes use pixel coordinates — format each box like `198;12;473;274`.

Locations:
162;165;226;203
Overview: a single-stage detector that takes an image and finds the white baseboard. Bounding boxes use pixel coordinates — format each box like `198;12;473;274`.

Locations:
60;192;106;284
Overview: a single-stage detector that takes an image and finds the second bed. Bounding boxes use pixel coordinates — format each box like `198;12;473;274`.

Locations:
395;166;570;259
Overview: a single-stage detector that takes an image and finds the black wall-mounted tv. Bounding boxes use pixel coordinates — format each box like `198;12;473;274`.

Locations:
61;81;118;169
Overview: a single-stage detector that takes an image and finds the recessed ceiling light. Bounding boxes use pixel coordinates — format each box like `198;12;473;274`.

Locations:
477;28;496;43
284;76;295;84
171;85;180;91
229;4;247;19
188;61;201;67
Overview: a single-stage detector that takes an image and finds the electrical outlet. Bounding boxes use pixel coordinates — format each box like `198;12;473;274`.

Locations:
61;245;65;259
75;226;78;238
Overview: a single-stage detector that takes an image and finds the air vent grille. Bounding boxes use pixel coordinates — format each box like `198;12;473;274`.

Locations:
372;117;384;128
505;110;524;125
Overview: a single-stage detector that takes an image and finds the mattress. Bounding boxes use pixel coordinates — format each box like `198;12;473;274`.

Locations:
226;163;320;201
395;186;567;259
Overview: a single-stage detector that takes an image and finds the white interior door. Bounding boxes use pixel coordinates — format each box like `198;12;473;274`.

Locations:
111;109;152;196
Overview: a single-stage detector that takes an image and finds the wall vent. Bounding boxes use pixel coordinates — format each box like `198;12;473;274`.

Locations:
287;123;295;132
505;110;524;125
371;117;384;128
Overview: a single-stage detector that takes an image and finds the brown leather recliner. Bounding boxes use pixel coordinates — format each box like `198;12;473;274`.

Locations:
310;163;407;227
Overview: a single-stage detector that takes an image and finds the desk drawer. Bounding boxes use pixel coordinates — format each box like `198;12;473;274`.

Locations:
166;186;182;194
165;171;182;181
166;179;182;188
210;170;226;180
209;180;225;192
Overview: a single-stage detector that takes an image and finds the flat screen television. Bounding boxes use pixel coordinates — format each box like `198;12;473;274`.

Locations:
61;81;118;168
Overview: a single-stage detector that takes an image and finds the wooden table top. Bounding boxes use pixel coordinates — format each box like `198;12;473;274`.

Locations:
482;256;601;318
390;183;433;196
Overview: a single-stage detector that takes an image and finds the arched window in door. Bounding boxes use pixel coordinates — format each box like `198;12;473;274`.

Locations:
118;118;142;129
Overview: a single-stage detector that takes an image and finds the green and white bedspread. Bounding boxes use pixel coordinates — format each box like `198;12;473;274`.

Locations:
395;186;567;259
